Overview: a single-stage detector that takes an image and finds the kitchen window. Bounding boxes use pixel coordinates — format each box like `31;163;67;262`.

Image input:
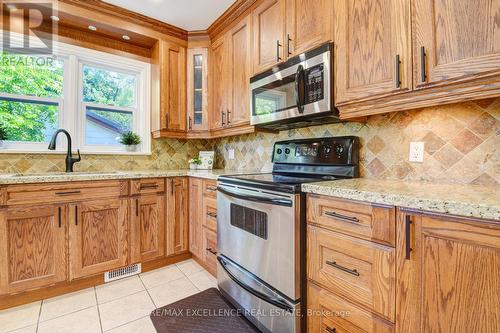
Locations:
0;31;151;154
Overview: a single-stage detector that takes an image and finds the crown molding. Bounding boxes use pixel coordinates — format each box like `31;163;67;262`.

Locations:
57;0;188;40
207;0;258;38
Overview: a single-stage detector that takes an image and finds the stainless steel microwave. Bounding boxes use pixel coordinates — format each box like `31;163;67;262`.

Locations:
250;43;339;130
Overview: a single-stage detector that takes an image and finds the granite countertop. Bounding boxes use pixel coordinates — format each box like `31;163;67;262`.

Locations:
0;169;259;185
302;179;500;221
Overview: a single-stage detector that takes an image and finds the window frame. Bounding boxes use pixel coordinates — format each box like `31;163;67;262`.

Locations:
0;31;151;155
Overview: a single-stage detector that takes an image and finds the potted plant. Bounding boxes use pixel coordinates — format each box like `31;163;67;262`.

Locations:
0;126;7;149
188;157;202;170
119;131;141;152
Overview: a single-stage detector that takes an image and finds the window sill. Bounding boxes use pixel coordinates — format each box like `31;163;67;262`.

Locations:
0;147;151;156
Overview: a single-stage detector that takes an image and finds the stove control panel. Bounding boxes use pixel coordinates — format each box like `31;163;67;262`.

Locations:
272;136;359;165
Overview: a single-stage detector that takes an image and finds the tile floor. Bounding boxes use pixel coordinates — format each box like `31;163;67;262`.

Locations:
0;259;217;333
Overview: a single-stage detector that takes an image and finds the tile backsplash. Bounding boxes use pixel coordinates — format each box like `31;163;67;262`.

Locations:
214;98;499;185
0;98;498;186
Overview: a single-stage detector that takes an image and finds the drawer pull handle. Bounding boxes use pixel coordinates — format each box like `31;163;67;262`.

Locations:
326;260;360;277
136;199;139;217
58;207;62;228
405;215;413;260
75;206;78;226
326;327;337;333
140;184;159;190
324;211;359;224
206;212;217;219
206;247;217;255
55;190;81;196
206;186;217;192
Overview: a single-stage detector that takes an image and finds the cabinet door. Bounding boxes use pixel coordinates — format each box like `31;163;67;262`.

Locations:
227;16;252;127
130;194;165;263
187;48;209;131
0;205;66;294
334;0;411;104
202;226;217;276
166;178;188;255
396;212;500;332
285;0;333;57
210;36;228;130
252;0;286;74
69;199;128;279
188;178;204;259
161;41;187;131
413;0;500;89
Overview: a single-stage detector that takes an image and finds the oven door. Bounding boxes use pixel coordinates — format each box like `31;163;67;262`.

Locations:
217;183;300;301
250;45;332;126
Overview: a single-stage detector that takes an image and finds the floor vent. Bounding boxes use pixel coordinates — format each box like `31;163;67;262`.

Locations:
104;263;141;283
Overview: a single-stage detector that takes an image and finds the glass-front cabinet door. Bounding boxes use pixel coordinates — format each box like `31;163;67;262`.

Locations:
187;48;208;131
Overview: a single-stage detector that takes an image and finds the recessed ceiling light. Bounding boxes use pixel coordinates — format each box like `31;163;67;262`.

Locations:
88;25;97;31
122;35;131;40
50;15;60;21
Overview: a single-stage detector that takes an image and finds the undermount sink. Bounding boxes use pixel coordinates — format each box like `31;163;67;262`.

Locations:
8;171;121;177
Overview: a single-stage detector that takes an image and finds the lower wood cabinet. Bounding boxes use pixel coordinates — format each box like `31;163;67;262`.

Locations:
166;177;189;256
396;211;500;333
0;205;67;294
130;194;165;263
202;226;218;276
69;198;128;279
188;178;204;259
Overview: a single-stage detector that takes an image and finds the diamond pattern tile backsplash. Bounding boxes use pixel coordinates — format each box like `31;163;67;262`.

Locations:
214;98;499;185
0;98;498;185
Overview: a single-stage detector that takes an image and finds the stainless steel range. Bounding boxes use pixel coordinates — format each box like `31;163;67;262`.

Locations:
216;137;359;333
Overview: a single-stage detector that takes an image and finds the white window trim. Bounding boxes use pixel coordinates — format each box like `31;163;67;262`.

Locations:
0;30;151;155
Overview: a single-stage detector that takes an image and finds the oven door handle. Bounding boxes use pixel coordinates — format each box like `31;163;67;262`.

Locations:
217;186;293;207
217;256;293;313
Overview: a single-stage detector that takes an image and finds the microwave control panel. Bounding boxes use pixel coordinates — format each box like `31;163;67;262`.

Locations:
305;64;324;104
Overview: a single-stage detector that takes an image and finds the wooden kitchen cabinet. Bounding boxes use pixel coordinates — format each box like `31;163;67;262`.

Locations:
285;0;333;57
412;0;500;89
69;199;128;279
188;178;204;259
0;205;67;294
252;0;286;74
396;211;500;332
210;35;229;131
166;177;189;256
334;0;411;104
187;47;209;132
130;194;165;263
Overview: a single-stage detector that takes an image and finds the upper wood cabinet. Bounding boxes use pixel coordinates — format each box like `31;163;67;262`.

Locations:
252;0;286;74
285;0;333;57
166;177;189;256
210;36;229;131
227;16;252;127
413;0;500;89
396;211;500;332
334;0;411;104
69;199;128;279
187;47;209;132
130;194;165;263
0;205;67;295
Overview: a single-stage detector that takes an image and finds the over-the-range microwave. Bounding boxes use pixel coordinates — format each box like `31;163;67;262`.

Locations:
250;43;339;130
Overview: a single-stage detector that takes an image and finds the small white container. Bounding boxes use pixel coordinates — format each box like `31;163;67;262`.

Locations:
189;163;198;170
125;145;139;152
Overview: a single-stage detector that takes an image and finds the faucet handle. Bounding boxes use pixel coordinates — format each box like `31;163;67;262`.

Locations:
74;149;81;162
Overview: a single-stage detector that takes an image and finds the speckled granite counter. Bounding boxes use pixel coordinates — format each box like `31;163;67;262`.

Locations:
302;179;500;221
0;169;258;185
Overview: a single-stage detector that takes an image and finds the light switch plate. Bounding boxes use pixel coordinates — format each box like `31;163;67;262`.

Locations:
409;142;425;163
228;149;235;160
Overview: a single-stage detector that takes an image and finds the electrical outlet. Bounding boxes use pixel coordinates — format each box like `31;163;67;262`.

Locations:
409;142;425;162
228;149;235;160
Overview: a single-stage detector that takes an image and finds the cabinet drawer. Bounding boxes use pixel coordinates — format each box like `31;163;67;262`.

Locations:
4;180;127;206
307;194;396;246
202;226;217;276
202;179;218;199
130;178;165;195
203;196;217;232
308;225;395;321
308;282;394;333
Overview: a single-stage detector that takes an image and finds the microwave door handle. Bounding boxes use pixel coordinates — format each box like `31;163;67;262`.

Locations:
217;186;293;207
217;256;293;313
295;64;306;113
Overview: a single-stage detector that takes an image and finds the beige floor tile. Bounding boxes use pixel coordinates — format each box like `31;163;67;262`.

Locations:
147;276;199;308
37;306;101;333
105;316;156;333
176;259;204;276
39;287;96;322
0;301;40;333
96;276;145;304
187;270;218;291
139;265;184;289
7;325;37;333
98;291;155;331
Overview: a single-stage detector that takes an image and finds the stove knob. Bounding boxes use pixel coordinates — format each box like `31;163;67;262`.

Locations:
284;148;291;154
323;145;332;154
277;148;283;154
335;145;345;155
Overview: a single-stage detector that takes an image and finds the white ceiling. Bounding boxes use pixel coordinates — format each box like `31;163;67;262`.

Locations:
103;0;237;31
